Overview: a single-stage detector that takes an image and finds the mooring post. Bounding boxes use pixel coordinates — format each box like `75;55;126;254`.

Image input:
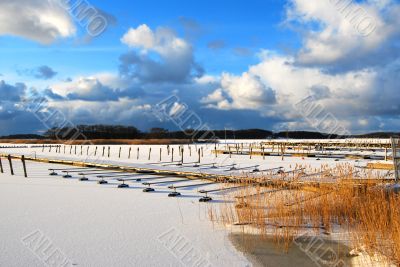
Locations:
95;146;98;156
172;148;174;162
63;145;66;154
167;145;170;155
119;147;122;158
21;155;27;178
128;147;131;159
108;146;110;158
189;146;192;157
262;146;265;160
0;157;3;173
148;148;151;161
159;148;162;162
7;155;14;175
87;146;89;156
385;147;388;161
201;147;203;157
198;149;201;163
181;147;184;164
137;147;140;160
80;145;83;155
102;146;105;157
74;146;77;155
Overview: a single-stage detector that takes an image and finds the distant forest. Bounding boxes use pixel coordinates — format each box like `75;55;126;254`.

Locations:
1;124;399;140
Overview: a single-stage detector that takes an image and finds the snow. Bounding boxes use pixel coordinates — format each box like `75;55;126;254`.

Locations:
0;161;248;267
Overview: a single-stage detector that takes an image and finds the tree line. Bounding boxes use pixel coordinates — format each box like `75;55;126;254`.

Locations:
2;125;398;140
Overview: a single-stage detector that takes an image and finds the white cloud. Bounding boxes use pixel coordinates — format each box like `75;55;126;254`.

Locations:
120;24;203;83
121;24;191;59
203;72;276;110
286;0;400;67
0;0;76;44
50;73;123;101
121;25;156;50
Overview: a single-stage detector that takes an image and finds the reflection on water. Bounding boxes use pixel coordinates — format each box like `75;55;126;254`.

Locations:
229;233;353;267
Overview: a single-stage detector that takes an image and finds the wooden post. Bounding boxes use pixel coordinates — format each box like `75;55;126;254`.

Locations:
21;155;27;178
102;146;105;157
172;148;174;162
198;149;201;163
95;146;98;156
181;147;184;164
108;146;110;158
0;157;3;173
74;146;77;155
49;146;51;152
189;146;192;157
137;147;140;160
167;145;170;155
148;148;151;161
201;147;203;157
128;147;131;159
7;155;14;175
64;145;66;154
119;147;122;158
385;147;388;161
87;146;89;156
80;145;83;155
229;146;231;158
250;148;252;159
70;146;72;154
42;145;44;152
262;146;265;160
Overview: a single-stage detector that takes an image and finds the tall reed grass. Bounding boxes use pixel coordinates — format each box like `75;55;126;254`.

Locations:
210;164;399;265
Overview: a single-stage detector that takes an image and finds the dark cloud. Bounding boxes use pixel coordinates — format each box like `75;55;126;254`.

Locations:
119;51;204;84
0;80;26;101
309;85;331;100
0;80;27;121
18;65;57;80
207;40;226;50
43;88;64;100
35;65;57;79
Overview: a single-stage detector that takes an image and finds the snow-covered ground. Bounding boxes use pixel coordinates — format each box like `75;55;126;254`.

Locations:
0;160;249;267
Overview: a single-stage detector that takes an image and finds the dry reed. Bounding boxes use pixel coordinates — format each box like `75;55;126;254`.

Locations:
210;163;400;265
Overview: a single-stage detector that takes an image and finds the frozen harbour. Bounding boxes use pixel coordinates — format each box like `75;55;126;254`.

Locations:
0;140;394;266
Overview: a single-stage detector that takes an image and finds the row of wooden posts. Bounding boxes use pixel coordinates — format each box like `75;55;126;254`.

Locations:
0;155;28;177
40;144;207;163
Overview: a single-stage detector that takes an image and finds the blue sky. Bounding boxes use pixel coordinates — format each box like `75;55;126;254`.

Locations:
0;0;399;135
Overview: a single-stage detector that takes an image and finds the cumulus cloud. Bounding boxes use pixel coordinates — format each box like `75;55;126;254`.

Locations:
0;0;76;44
286;0;400;70
203;73;276;110
120;24;204;84
50;76;121;101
